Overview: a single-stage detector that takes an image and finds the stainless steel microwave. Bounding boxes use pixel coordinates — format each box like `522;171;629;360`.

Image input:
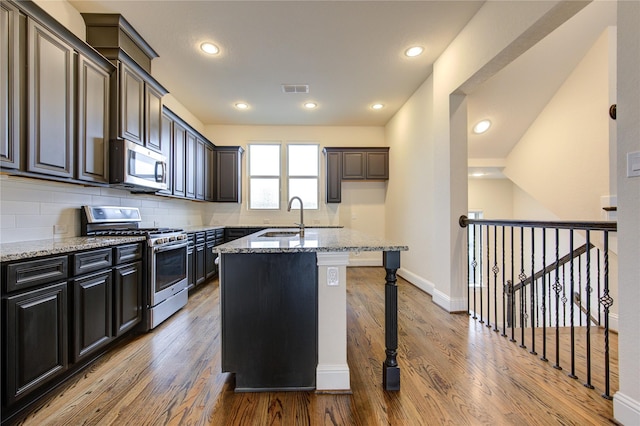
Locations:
109;139;168;192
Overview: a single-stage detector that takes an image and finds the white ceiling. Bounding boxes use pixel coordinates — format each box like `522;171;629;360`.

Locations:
67;1;616;166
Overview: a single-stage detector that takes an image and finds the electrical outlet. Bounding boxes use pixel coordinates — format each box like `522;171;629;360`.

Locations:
54;224;67;234
263;218;270;224
327;267;339;286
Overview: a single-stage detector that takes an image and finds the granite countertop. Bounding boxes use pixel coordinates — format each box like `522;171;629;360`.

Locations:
0;236;146;263
183;224;341;233
215;228;408;254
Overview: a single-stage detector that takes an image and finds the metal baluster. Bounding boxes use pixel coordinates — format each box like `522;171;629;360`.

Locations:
600;231;613;400
483;225;490;325
501;226;507;337
472;224;478;319
569;229;577;380
467;223;471;316
584;230;594;389
519;227;526;348
530;228;537;355
597;248;601;325
479;225;484;322
578;255;583;327
541;228;547;362
493;226;499;331
553;228;562;371
510;227;516;343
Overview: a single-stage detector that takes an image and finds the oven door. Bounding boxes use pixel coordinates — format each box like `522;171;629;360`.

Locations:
150;240;188;307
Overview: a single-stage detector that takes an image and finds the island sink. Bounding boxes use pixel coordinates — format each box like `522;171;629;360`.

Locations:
258;231;300;238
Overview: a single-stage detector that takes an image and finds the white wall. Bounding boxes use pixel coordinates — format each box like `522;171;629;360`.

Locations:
203;124;387;265
468;179;514;219
613;1;640;423
385;1;588;311
504;28;612;221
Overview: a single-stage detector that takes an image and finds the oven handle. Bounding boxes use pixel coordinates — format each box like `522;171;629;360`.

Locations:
153;240;188;253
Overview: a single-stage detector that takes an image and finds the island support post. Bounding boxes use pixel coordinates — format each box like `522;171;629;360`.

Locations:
383;250;401;390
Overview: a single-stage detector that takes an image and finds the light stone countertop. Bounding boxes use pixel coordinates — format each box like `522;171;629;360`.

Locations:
215;227;408;254
0;236;146;263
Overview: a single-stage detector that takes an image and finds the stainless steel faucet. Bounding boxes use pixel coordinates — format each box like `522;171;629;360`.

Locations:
287;196;305;237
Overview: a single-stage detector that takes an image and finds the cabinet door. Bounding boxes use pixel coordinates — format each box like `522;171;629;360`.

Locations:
341;151;366;179
158;113;173;195
186;242;194;289
195;243;205;286
5;282;68;405
185;132;196;199
195;138;205;200
145;84;162;152
27;19;75;178
366;150;389;179
325;150;342;203
1;1;20;169
119;62;144;145
72;270;113;362
214;148;241;202
77;53;110;183
204;143;214;201
173;122;186;197
113;261;142;336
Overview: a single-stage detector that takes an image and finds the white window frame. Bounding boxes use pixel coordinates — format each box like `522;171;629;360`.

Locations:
248;142;281;210
286;143;319;210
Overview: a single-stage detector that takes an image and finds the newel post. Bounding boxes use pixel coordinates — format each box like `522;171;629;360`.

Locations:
383;250;401;390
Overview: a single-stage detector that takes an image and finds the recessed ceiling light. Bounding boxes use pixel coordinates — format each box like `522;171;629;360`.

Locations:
200;42;219;55
371;103;384;110
235;102;249;110
471;172;486;177
405;46;424;57
473;119;492;134
304;102;317;109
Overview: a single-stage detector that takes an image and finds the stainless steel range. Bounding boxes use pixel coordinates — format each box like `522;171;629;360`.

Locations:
81;206;188;330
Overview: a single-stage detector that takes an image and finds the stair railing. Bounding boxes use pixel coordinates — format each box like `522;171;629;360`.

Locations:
459;216;617;399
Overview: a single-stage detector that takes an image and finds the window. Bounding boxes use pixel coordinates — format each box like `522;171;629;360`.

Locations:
287;144;319;210
248;143;319;210
249;144;280;209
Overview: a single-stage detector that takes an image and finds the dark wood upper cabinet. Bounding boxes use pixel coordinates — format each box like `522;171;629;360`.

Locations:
195;138;205;200
0;1;21;170
158;113;174;195
26;19;75;178
213;146;243;203
145;83;163;152
342;151;366;180
323;147;389;203
325;150;342;203
172;121;186;198
205;143;214;201
118;61;144;145
77;53;111;183
185;131;197;199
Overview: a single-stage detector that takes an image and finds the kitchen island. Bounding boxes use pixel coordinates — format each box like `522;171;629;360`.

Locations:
215;227;408;392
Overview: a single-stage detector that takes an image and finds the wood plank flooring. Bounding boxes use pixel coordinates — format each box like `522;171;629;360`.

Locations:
15;267;617;425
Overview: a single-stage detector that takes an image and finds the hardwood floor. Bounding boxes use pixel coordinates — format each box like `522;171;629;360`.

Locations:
15;267;617;425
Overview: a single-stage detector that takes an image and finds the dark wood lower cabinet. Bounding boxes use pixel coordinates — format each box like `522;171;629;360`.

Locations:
113;261;142;337
4;282;68;405
72;270;113;362
220;252;318;391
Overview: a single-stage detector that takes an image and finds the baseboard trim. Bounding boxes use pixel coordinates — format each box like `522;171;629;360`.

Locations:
316;364;350;391
397;268;434;295
614;391;640;425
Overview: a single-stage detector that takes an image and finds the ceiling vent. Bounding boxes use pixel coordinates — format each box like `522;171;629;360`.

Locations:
281;84;309;94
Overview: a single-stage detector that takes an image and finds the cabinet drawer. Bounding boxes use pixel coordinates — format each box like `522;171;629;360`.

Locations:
114;243;143;265
73;248;113;276
195;232;206;245
5;256;69;293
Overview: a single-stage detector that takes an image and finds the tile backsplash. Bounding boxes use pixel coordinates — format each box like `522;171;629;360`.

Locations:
0;175;203;243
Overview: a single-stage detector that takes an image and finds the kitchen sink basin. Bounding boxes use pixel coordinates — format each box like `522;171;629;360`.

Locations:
259;231;300;238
